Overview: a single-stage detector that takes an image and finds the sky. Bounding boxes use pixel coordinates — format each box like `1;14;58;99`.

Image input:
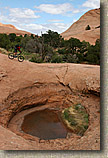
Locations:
0;0;100;35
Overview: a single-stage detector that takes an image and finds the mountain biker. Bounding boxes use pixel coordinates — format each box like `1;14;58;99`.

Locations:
14;44;21;55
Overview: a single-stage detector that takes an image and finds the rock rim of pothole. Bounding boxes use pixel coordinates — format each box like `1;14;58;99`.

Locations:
0;54;100;150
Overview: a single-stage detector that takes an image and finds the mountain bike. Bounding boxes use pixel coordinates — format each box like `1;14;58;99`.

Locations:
8;52;24;62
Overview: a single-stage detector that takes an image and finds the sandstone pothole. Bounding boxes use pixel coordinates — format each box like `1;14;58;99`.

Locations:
0;82;99;146
21;109;68;140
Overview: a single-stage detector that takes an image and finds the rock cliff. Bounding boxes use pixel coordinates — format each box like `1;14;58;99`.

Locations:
61;8;100;45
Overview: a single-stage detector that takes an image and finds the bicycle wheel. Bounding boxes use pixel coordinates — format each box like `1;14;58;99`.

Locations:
8;53;14;60
18;55;24;62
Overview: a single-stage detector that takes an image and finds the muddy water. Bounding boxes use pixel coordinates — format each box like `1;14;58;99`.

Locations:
21;109;68;140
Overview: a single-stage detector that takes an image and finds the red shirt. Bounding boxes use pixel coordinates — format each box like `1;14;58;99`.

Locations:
17;46;21;51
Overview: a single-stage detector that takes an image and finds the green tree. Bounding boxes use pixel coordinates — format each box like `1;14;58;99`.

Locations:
24;34;27;37
21;35;31;50
65;37;82;54
76;40;90;63
8;33;16;42
85;25;91;30
42;30;63;48
15;36;22;43
51;54;63;63
85;39;100;64
0;34;11;50
30;34;34;39
25;38;42;53
43;44;54;62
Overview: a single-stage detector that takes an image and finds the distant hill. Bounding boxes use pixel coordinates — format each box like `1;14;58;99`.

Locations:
0;22;32;36
61;8;100;45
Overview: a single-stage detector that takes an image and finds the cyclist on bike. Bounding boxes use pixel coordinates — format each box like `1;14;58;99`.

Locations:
8;44;24;62
14;44;21;56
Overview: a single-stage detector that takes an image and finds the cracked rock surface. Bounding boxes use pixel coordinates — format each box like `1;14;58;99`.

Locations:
0;53;100;150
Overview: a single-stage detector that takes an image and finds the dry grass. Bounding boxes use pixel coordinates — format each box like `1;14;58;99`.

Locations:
0;48;8;55
61;104;89;136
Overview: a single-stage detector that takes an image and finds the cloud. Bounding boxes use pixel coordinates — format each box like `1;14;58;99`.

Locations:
9;8;40;19
0;6;71;35
48;19;63;22
44;23;70;32
22;23;44;31
72;19;77;23
0;0;100;37
82;0;100;9
17;22;71;35
8;8;40;24
0;7;40;24
35;3;79;15
73;9;80;14
0;15;7;22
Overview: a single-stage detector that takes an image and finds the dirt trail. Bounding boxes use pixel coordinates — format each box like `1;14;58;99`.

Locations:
0;53;100;150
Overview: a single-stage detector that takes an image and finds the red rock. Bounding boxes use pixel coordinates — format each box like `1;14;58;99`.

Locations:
61;8;100;45
0;53;100;150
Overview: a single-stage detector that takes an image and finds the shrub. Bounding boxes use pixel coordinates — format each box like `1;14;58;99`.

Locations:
61;104;89;135
64;109;69;120
29;55;43;63
85;25;91;30
65;54;78;63
84;125;88;130
51;54;63;63
57;49;66;54
70;120;78;126
0;48;8;55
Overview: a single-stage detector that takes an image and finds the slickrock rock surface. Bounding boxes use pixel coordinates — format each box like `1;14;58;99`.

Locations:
0;53;100;150
0;125;36;150
0;22;31;36
61;8;100;45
